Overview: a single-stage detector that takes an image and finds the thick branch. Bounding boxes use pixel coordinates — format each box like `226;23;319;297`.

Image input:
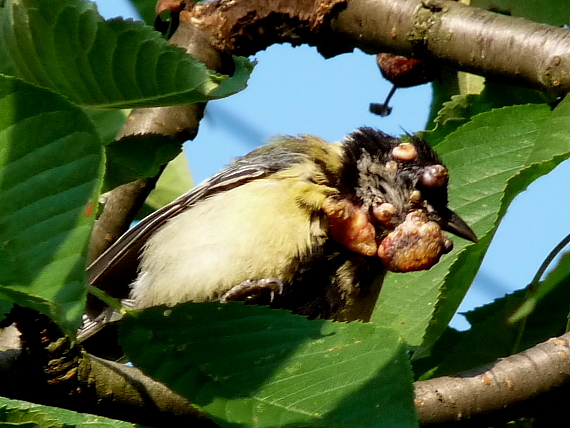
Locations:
182;0;347;55
332;0;570;93
187;0;570;94
81;355;219;427
0;345;218;427
416;332;570;426
1;308;218;427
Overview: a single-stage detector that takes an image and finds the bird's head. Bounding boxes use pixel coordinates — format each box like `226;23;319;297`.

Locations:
331;127;476;272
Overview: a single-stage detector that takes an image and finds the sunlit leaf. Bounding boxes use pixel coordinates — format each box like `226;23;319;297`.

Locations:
471;0;570;26
374;97;570;347
425;80;551;146
0;75;103;335
121;303;418;428
0;396;135;427
1;0;252;108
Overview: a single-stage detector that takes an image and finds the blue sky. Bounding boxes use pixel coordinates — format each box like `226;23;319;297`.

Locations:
94;0;570;329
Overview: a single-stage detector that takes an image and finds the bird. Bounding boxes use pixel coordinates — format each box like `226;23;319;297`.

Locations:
86;127;476;327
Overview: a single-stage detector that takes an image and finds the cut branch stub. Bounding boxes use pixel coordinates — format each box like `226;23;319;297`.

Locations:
182;0;348;56
371;53;442;116
376;53;442;88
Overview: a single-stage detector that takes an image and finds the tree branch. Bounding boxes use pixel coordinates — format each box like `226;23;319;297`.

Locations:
187;0;570;93
89;177;160;263
1;307;219;427
0;344;219;427
415;332;570;426
331;0;570;93
2;329;570;426
81;354;219;427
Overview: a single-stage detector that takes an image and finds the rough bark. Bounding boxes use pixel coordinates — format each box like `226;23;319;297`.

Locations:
415;333;570;426
186;0;570;93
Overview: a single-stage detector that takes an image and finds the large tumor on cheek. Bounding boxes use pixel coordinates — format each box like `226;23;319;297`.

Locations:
323;198;454;273
377;210;453;272
322;198;378;257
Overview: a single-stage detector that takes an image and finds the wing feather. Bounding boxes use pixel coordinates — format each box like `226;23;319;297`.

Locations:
87;143;310;295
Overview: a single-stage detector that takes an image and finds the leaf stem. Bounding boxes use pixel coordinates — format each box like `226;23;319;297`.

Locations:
533;233;570;285
85;284;128;315
512;232;570;353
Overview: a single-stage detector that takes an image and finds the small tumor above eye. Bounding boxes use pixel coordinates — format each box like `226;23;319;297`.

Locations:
391;142;418;161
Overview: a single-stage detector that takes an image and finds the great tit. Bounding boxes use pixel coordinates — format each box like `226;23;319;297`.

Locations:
87;127;476;324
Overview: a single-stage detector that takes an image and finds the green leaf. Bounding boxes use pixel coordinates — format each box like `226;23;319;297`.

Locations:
0;75;103;335
103;133;182;192
138;149;193;217
121;303;418;428
412;246;570;378
0;396;135;427
209;56;256;100
0;298;12;324
424;80;552;146
457;72;485;95
1;0;252;108
427;262;570;377
426;69;460;128
410;327;465;380
127;0;156;26
373;98;570;347
430;291;528;376
84;108;127;145
0;6;16;76
424;93;480;146
471;0;570;26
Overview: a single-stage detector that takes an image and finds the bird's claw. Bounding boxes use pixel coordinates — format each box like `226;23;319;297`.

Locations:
220;278;284;304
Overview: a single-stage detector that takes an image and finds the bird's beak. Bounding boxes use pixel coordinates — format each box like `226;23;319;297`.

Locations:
438;208;478;243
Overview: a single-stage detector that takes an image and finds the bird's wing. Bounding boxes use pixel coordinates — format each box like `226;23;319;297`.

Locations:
87;144;310;295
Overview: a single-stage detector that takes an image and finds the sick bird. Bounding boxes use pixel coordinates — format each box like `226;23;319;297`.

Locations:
87;127;476;325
